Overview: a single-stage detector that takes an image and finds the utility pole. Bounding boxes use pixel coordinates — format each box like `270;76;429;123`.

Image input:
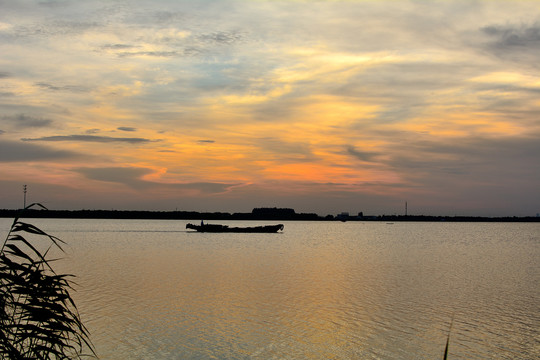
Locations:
23;184;27;209
405;201;408;216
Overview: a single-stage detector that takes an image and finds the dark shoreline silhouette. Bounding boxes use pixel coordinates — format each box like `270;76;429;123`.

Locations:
0;207;538;222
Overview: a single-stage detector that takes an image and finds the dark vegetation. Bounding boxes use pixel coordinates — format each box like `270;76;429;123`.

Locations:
443;318;453;360
0;207;538;222
0;204;95;359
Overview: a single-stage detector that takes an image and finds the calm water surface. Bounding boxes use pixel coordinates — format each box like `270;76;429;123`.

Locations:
1;219;539;359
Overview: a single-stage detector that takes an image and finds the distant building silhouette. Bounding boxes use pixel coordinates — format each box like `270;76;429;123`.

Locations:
336;212;349;221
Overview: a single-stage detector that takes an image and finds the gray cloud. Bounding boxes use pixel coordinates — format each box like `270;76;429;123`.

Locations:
101;43;137;50
171;182;239;194
347;146;381;162
38;1;74;9
384;134;540;184
0;72;10;78
35;82;88;93
482;23;540;48
75;166;239;193
255;137;315;161
97;13;245;59
0;139;78;162
480;22;540;68
22;135;156;144
124;9;186;26
15;19;101;38
117;127;137;132
116;51;179;58
197;139;215;144
408;135;540;162
196;31;244;46
75;167;153;188
2;114;53;128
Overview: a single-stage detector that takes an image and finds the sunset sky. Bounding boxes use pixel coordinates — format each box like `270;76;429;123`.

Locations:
1;0;539;216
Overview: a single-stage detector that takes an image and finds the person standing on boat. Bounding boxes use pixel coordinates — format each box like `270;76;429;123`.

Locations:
201;220;204;226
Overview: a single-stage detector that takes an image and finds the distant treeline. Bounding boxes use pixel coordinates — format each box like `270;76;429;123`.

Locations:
361;215;540;222
0;207;319;221
0;207;539;222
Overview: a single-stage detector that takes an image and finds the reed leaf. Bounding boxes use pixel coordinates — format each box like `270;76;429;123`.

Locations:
0;204;96;359
443;316;454;360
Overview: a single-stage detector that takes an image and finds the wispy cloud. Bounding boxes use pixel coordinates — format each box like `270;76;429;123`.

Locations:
171;182;239;194
101;43;137;50
482;22;540;48
116;51;179;58
2;114;53;128
196;31;244;46
117;127;137;132
22;135;157;144
480;21;540;68
75;167;154;188
35;82;89;92
347;146;381;163
255;137;316;162
0;139;78;162
75;166;239;194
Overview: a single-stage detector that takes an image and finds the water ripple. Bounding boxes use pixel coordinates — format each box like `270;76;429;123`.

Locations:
28;219;540;359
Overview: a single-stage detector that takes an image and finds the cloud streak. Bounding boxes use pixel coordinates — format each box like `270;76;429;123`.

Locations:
35;82;89;93
75;166;239;194
3;114;53;128
482;23;540;48
22;135;157;144
480;21;540;69
117;127;137;132
0;139;79;162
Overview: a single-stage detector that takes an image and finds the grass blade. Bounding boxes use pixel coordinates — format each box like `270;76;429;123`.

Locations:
443;316;454;360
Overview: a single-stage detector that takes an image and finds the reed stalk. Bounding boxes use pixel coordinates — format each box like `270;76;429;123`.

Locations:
443;316;454;360
0;204;95;359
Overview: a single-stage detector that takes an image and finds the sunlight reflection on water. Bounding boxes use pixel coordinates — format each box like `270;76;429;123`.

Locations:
2;219;538;359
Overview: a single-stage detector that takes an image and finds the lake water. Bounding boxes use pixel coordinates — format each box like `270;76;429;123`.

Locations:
1;219;539;359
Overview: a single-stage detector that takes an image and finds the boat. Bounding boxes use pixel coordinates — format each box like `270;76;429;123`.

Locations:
186;223;284;233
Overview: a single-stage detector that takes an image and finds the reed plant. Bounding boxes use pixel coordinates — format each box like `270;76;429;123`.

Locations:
443;316;454;360
0;204;95;359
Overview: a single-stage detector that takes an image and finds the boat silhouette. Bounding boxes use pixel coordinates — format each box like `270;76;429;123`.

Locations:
186;223;284;233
